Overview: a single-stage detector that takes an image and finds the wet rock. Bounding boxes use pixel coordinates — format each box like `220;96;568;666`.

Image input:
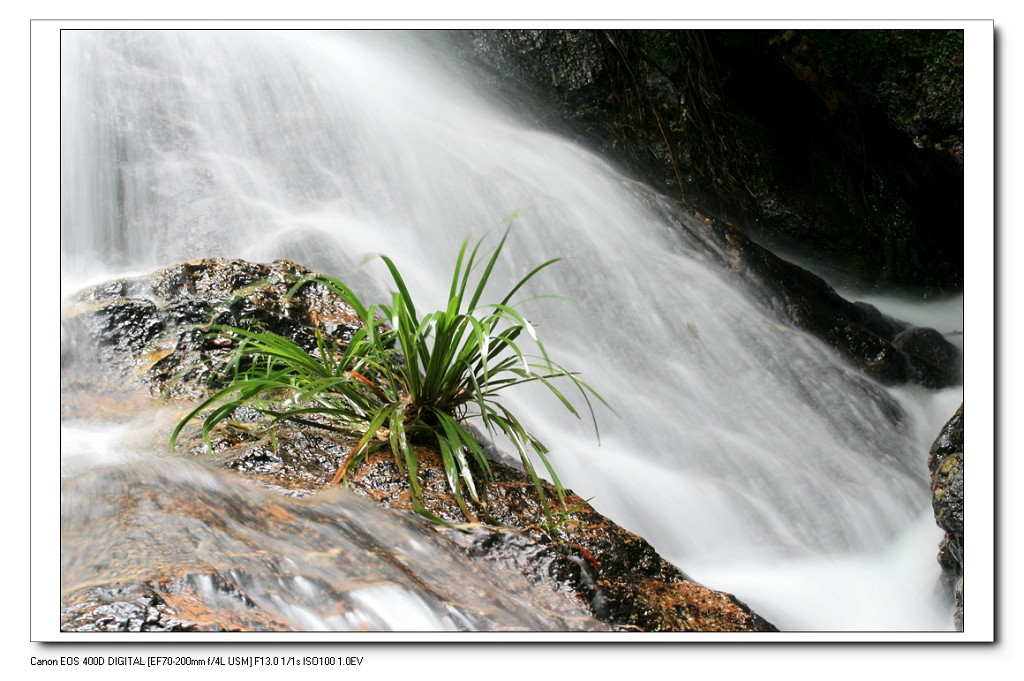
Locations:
852;301;908;341
61;578;291;632
928;403;964;630
929;404;965;535
178;424;352;496
443;526;606;616
893;327;963;388
62;258;777;632
91;298;166;352
338;446;776;631
73;380;778;631
61;461;608;632
698;216;960;388
452;29;963;292
61;258;365;410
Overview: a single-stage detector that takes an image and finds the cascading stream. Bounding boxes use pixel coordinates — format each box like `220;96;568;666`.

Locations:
60;29;963;631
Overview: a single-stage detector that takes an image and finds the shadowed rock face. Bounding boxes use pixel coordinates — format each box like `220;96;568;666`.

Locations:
451;29;963;292
61;257;777;633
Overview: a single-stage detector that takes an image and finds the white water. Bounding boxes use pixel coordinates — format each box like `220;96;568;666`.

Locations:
60;29;963;631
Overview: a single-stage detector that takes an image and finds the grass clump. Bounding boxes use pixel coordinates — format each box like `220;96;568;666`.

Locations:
170;230;606;526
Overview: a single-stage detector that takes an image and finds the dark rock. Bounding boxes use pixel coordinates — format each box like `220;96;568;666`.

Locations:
928;403;964;630
852;301;908;340
893;327;963;388
444;526;604;613
698;215;962;389
451;29;963;292
61;579;289;632
930;405;965;537
92;299;165;352
61;258;366;409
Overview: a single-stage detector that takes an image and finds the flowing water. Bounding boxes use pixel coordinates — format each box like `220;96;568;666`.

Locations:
59;30;964;632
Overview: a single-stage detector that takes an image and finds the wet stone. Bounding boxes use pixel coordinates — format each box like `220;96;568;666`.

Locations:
61;258;367;405
893;327;963;388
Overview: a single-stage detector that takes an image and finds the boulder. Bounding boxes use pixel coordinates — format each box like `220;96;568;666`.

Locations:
893;327;964;388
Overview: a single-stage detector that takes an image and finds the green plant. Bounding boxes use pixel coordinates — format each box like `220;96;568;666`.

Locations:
170;231;607;526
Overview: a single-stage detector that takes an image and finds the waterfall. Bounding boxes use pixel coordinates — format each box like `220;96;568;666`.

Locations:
59;29;963;631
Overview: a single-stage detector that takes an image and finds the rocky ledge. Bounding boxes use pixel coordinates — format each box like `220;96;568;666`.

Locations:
61;257;776;633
